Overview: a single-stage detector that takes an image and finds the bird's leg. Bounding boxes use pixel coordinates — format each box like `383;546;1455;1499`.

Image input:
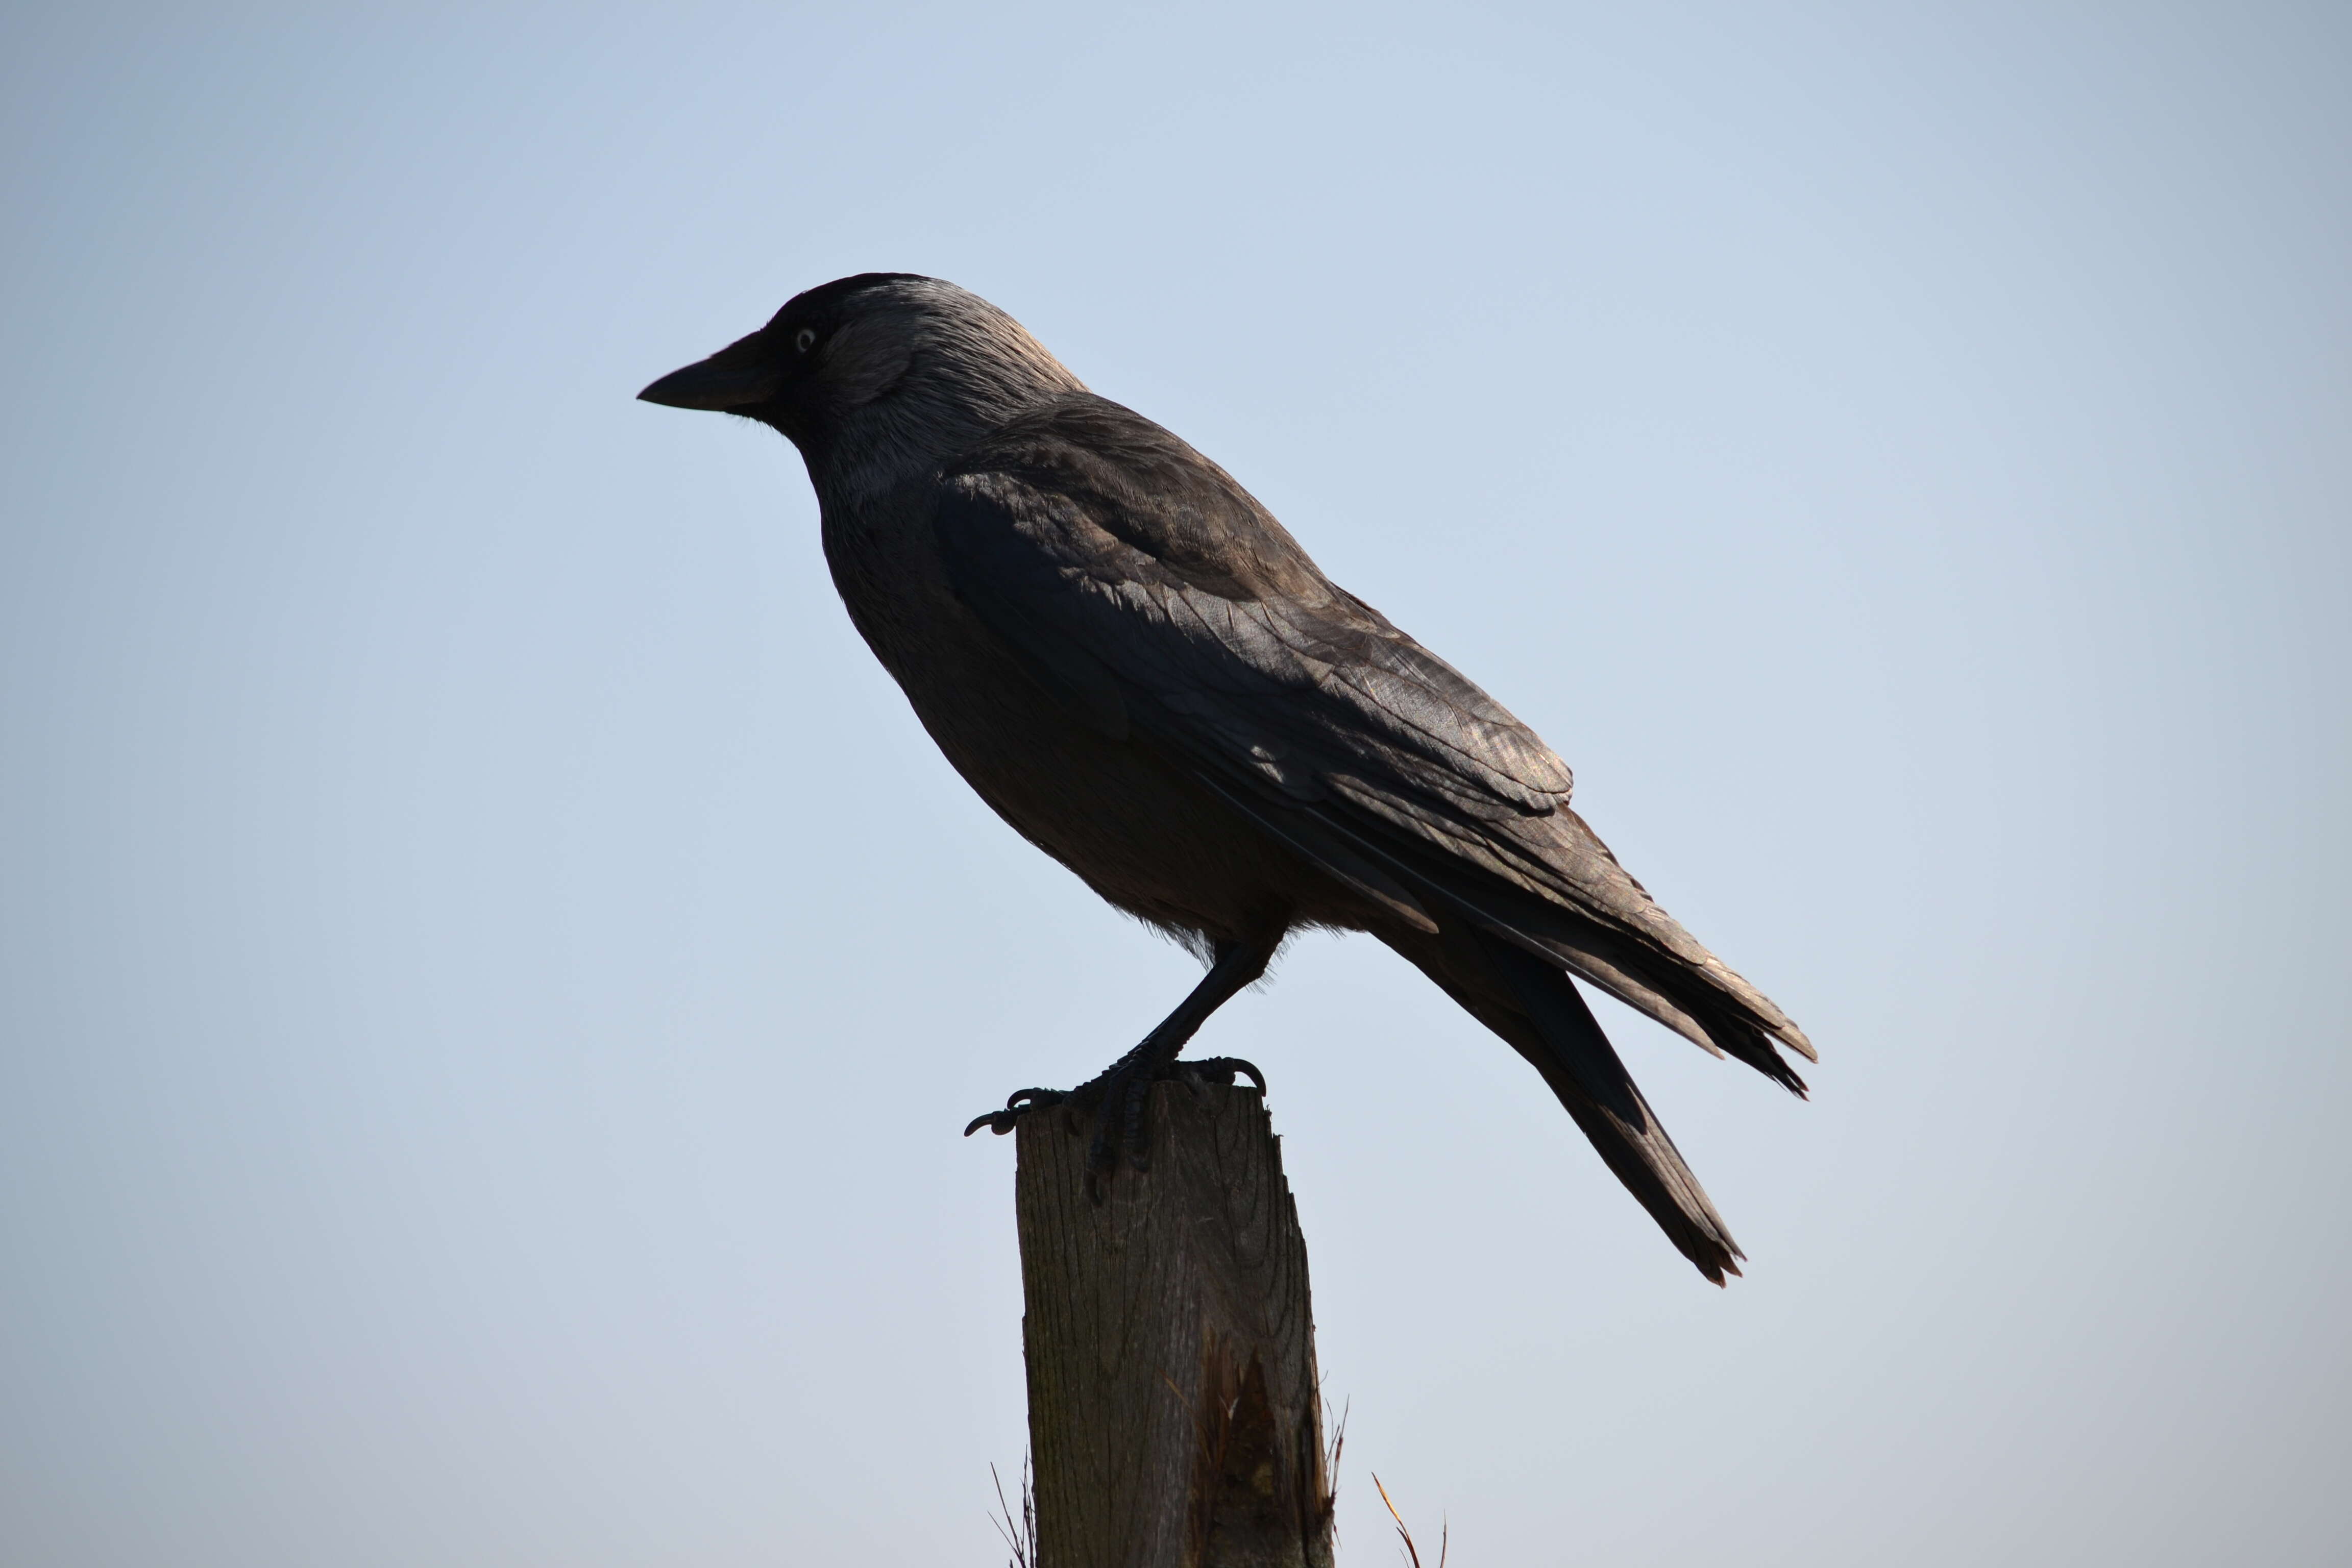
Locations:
964;934;1278;1183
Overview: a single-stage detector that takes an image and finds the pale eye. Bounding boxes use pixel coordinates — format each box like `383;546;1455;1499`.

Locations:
793;327;817;354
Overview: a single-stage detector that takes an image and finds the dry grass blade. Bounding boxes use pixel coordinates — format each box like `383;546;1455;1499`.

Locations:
988;1458;1036;1568
1371;1473;1448;1568
1321;1395;1349;1535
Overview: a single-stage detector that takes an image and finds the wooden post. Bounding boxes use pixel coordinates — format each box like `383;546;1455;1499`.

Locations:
1015;1081;1335;1568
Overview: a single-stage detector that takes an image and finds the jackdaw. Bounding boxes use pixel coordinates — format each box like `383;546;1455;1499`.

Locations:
640;273;1811;1283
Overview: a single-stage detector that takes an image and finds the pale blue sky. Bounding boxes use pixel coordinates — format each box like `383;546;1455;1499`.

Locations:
3;4;2346;1564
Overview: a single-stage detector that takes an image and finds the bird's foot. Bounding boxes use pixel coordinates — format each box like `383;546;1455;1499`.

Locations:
962;1086;1072;1139
962;1055;1265;1192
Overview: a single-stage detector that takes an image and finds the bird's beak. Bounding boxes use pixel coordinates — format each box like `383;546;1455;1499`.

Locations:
636;329;783;411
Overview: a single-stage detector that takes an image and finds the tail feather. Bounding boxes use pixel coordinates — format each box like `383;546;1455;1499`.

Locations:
1392;841;1811;1095
1395;920;1746;1284
1265;794;1814;1085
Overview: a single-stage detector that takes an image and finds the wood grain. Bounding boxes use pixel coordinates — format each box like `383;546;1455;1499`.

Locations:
1015;1082;1333;1568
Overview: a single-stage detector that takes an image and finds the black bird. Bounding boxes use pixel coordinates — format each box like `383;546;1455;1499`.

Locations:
641;274;1812;1283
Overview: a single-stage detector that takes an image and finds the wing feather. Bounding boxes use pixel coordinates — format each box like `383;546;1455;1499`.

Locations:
934;394;1811;1078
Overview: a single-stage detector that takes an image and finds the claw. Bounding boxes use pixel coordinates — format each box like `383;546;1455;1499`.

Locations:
963;1087;1067;1137
1184;1057;1266;1094
965;1057;1269;1169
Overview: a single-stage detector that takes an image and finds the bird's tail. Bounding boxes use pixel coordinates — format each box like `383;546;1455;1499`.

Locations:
1383;918;1745;1283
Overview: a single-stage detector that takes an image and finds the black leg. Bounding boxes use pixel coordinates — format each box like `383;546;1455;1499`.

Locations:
964;933;1279;1184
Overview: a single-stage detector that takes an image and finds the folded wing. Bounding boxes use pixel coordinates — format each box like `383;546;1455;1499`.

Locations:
932;394;1812;1090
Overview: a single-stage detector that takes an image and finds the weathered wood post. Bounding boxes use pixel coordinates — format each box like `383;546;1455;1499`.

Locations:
1015;1081;1335;1568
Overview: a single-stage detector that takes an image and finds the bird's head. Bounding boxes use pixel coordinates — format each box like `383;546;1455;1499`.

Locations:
638;274;1084;481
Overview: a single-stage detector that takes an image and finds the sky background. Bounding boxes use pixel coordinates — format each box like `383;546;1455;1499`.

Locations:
3;3;2347;1564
